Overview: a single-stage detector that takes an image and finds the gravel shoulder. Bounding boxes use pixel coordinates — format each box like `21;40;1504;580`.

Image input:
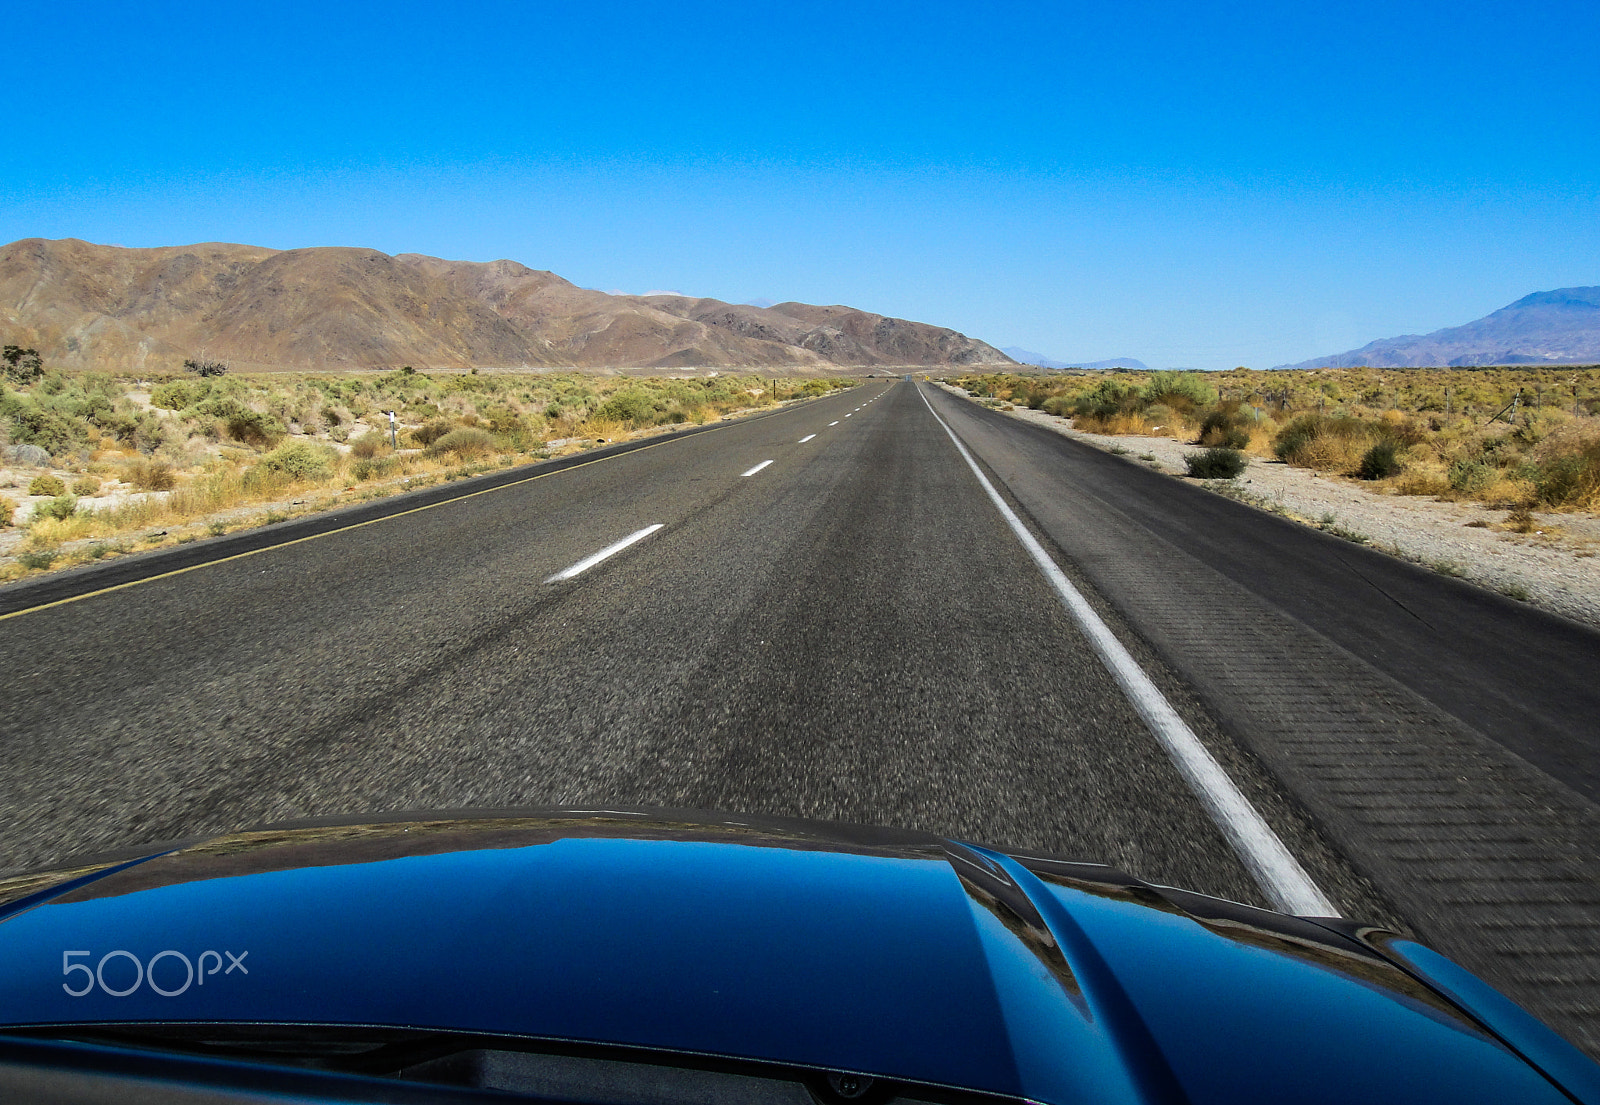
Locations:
941;386;1600;633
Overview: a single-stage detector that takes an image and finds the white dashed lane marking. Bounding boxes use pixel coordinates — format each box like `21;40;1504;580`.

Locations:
799;434;816;443
742;460;775;477
546;524;665;583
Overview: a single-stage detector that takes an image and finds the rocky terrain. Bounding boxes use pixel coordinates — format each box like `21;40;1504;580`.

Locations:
0;238;1013;373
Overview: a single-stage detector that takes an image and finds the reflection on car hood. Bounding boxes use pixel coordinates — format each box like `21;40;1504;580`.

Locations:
0;808;1585;1104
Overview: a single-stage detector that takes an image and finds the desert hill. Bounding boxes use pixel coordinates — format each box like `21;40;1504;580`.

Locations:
1276;286;1600;370
0;238;1012;373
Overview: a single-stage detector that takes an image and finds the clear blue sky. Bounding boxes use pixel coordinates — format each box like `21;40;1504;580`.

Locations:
6;0;1597;369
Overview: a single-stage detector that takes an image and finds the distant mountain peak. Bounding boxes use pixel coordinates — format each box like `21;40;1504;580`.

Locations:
1277;285;1600;370
1504;286;1600;311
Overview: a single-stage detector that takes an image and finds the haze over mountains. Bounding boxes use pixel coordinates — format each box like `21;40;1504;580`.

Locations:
0;239;1012;373
1001;347;1151;372
1277;287;1600;370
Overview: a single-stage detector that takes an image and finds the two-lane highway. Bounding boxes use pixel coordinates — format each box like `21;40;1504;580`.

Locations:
2;378;1597;1055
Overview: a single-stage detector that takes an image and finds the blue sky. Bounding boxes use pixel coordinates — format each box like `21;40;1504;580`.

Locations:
6;0;1597;369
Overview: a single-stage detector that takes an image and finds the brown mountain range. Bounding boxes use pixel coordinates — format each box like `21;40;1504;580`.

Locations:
0;238;1012;373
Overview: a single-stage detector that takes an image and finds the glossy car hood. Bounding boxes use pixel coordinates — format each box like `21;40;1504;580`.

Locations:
0;809;1583;1105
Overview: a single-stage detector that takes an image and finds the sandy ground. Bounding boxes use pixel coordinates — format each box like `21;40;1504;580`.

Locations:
943;387;1600;634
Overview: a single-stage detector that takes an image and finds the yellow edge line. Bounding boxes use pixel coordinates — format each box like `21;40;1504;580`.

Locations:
0;423;728;623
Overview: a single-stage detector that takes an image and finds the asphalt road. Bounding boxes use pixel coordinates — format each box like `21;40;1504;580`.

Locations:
1;379;1597;1054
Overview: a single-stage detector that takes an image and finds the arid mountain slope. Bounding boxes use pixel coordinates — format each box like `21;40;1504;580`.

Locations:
0;238;1012;372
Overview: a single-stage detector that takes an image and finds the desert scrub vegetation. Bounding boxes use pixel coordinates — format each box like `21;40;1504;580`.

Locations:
956;366;1600;511
0;364;855;576
1184;446;1248;479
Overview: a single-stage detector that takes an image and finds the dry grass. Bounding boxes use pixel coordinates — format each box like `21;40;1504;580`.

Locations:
2;368;849;577
958;366;1600;514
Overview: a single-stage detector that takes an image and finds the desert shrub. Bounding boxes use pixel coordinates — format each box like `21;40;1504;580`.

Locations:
186;396;285;446
428;427;494;459
1394;468;1451;496
1530;441;1600;508
183;358;228;377
350;431;390;459
1144;371;1216;413
150;379;208;410
1184;447;1247;479
34;494;79;521
1073;379;1143;421
596;390;664;426
28;474;66;497
126;458;178;491
481;405;527;434
257;441;333;482
0;495;14;525
70;477;100;496
5;399;81;454
1505;505;1539;532
1198;405;1251;449
1273;414;1377;471
1357;439;1404;480
1040;395;1074;418
1448;458;1496;495
17;549;56;570
3;345;44;385
351;456;400;481
410;418;454;447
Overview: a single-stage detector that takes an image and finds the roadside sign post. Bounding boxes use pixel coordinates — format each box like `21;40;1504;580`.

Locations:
387;411;397;450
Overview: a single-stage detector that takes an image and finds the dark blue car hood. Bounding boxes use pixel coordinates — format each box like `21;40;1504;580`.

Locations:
0;809;1589;1104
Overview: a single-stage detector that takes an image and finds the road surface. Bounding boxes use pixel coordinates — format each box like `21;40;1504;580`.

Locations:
2;379;1597;1054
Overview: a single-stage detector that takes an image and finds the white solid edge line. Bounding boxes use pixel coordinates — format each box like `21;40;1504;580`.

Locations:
799;434;817;443
545;524;665;582
916;386;1339;917
741;460;775;477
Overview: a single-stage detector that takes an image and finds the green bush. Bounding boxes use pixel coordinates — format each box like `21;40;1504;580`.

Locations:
186;396;285;446
1073;379;1143;420
1144;371;1217;412
0;495;14;526
35;494;80;521
1184;447;1247;479
17;549;56;570
410;419;454;447
150;379;208;410
28;474;66;497
3;346;44;385
1448;458;1496;495
428;427;494;459
597;390;664;426
257;441;333;481
1357;438;1404;480
70;477;100;496
1530;441;1600;508
1198;406;1251;449
5;399;81;454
